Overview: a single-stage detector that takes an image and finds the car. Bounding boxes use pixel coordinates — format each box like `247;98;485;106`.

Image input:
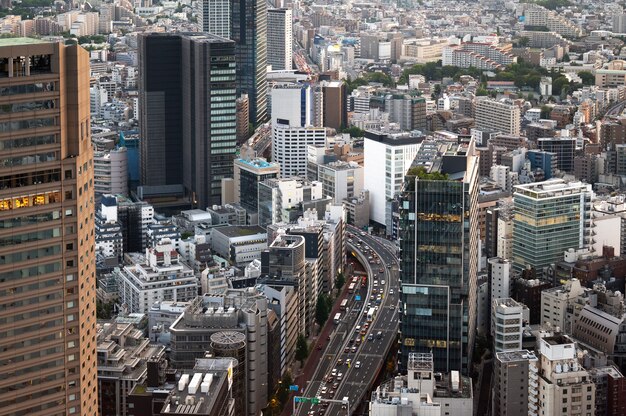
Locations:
327;335;331;341
360;232;366;236
344;347;350;353
337;372;343;380
331;368;337;376
355;337;361;345
390;304;395;309
321;387;328;394
377;331;383;339
355;325;361;333
379;268;384;273
326;375;334;383
351;346;357;353
389;289;394;295
368;333;374;341
346;358;351;366
337;358;343;365
355;361;361;369
381;280;386;285
373;280;378;286
332;382;339;389
329;390;335;396
387;264;392;269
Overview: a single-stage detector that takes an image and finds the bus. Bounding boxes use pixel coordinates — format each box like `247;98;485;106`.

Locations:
334;313;341;324
348;283;356;294
367;307;376;322
340;299;348;311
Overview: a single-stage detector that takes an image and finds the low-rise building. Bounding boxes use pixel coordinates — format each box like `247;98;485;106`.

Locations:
211;225;268;265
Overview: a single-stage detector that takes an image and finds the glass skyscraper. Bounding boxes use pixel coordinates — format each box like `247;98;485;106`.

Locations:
139;33;237;208
398;139;479;375
512;179;593;273
232;0;268;125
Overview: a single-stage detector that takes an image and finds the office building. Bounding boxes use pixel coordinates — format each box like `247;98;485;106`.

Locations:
211;225;268;265
317;161;364;204
270;83;313;127
0;38;98;415
491;298;525;353
385;94;428;132
488;257;512;304
198;0;231;38
236;94;250;145
512;179;593;273
527;149;558;179
321;80;347;130
139;33;237;208
116;240;198;314
614;14;626;34
267;9;292;71
233;155;279;218
272;123;326;178
169;291;271;416
398;139;479;374
493;350;539;416
100;195;154;253
475;99;521;136
538;137;576;173
363;130;422;230
588;365;626;416
232;0;268;124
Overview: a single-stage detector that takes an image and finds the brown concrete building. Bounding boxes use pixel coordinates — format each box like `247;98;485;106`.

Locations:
321;80;347;130
0;38;98;414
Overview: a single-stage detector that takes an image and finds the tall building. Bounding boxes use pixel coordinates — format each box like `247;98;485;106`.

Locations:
321;81;347;130
317;161;364;204
538;137;575;173
491;298;524;353
198;0;231;38
398;139;479;374
232;0;268;124
257;177;323;227
272;123;326;178
233;155;280;218
267;8;292;71
363;130;422;230
512;179;593;273
139;33;237;208
0;39;98;414
236;94;250;145
493;350;539;416
475;99;521;136
613;14;626;34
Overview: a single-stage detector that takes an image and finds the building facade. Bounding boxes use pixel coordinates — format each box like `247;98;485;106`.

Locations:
139;33;237;208
267;8;292;71
398;139;479;375
0;38;98;415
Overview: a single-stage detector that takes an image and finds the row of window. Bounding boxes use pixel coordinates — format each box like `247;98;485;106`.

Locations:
0;151;58;168
0;82;55;96
0;133;57;151
0;117;55;134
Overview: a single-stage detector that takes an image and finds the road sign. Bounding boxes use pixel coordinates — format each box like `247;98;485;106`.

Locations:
311;398;320;404
289;385;299;391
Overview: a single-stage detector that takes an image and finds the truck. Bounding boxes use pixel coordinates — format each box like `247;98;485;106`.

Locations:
334;312;341;324
367;307;376;322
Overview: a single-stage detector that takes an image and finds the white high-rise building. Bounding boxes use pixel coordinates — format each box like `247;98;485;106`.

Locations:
270;83;313;127
317;161;364;204
198;0;231;38
272;124;326;178
492;298;524;353
488;257;511;303
94;147;129;198
267;8;292;71
363;131;421;227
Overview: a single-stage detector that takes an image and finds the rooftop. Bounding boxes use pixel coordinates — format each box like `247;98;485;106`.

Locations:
0;37;47;47
496;350;537;363
214;225;265;238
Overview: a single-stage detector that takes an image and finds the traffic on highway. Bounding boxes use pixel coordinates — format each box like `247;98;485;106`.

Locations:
294;227;400;415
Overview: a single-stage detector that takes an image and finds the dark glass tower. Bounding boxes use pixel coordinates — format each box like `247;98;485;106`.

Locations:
398;139;479;375
232;0;268;125
139;33;237;208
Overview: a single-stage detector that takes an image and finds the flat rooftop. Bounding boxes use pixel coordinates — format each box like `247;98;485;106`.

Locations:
214;225;265;238
496;350;537;363
0;37;47;47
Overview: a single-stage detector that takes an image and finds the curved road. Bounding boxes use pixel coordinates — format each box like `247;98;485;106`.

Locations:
293;226;400;415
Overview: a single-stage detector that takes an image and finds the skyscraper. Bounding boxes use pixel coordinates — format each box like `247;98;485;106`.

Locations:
267;8;292;71
232;0;268;125
139;33;237;208
512;179;593;273
0;38;98;414
398;138;479;374
198;0;231;38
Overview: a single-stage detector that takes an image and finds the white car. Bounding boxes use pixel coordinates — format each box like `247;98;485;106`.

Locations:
321;387;328;394
389;289;394;295
355;361;361;369
381;280;386;285
331;368;337;376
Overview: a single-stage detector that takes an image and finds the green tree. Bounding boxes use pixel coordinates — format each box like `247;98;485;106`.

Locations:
433;84;442;97
540;105;552;119
295;334;309;365
552;76;569;96
96;299;114;319
578;71;594;86
340;126;365;137
517;36;530;47
476;87;489;96
335;272;345;290
315;294;330;326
